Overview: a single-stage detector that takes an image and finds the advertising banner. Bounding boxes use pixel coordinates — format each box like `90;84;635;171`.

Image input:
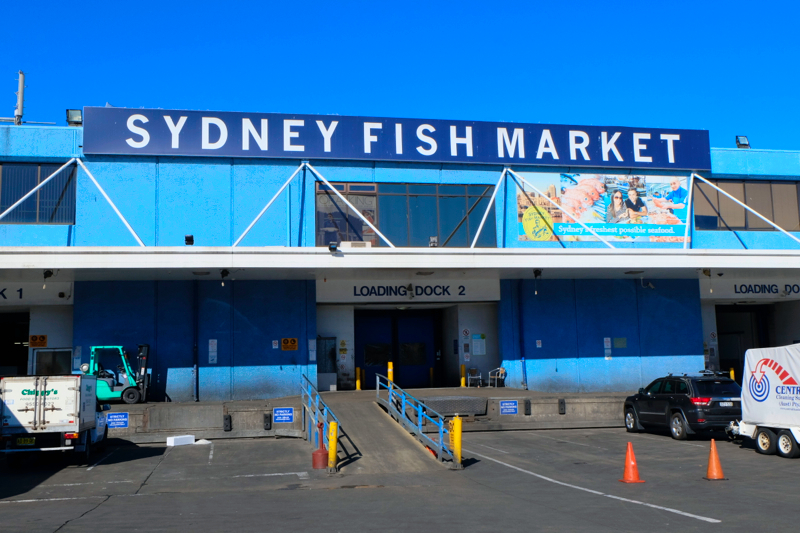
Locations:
743;345;800;426
83;107;711;171
516;172;690;243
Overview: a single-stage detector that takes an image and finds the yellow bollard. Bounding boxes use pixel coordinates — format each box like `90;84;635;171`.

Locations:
356;367;361;391
388;361;394;382
729;367;735;381
452;415;462;467
328;421;338;471
460;364;466;387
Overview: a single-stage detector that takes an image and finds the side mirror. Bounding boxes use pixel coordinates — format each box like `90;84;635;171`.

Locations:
102;404;111;411
638;388;645;395
80;363;90;374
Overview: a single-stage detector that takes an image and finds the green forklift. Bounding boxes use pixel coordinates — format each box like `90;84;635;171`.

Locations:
80;344;150;404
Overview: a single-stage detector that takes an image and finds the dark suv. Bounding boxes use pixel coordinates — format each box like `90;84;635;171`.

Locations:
624;373;742;440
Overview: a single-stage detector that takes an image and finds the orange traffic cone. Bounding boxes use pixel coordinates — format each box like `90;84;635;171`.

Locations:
704;439;727;481
619;442;645;483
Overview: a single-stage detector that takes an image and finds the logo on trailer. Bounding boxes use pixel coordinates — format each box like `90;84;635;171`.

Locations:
749;358;798;402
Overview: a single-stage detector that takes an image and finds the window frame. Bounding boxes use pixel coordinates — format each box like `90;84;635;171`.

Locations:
692;178;800;232
0;162;77;225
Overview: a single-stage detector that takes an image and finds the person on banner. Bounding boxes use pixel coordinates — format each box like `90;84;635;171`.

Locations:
625;189;648;221
664;178;689;222
606;191;630;223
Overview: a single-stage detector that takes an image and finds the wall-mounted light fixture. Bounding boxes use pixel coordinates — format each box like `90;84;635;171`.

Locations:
328;242;338;253
66;109;82;126
533;269;542;295
43;269;53;289
185;235;194;246
220;269;230;287
735;136;750;149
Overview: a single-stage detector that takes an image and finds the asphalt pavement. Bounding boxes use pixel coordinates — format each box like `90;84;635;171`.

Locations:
1;426;798;532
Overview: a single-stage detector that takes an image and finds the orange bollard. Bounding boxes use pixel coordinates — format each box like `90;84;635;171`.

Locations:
619;442;645;483
704;439;727;481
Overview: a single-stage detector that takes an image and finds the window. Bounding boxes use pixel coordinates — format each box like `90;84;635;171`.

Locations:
645;380;662;394
315;183;496;247
692;179;800;231
0;163;76;224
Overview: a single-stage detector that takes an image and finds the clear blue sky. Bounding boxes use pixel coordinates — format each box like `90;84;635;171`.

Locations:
5;1;799;150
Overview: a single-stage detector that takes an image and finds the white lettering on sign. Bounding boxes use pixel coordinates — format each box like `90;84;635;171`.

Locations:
126;114;150;148
317;279;500;303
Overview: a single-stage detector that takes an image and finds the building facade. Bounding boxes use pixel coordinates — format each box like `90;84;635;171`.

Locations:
0;109;798;401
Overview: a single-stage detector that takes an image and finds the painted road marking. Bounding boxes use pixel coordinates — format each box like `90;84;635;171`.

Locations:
528;434;609;450
43;481;134;487
232;472;309;480
465;449;721;524
87;450;117;471
475;443;509;454
0;496;105;505
208;442;214;465
633;434;705;448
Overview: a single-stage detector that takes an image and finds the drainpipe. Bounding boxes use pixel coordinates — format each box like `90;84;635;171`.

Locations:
193;280;199;401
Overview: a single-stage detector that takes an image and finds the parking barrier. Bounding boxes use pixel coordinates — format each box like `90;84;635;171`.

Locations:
375;373;462;469
388;362;394;382
460;365;466;388
356;367;361;391
619;442;645;483
704;439;726;481
328;422;339;472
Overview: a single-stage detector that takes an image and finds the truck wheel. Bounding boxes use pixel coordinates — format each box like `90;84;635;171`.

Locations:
777;430;800;458
670;412;688;440
122;387;141;404
75;436;92;466
624;408;639;433
755;427;777;455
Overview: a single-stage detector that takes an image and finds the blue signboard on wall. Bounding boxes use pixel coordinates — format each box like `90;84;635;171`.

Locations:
499;400;518;415
273;407;294;423
107;412;129;428
83;107;710;171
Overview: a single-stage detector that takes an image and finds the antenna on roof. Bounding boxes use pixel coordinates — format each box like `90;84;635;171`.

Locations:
14;70;24;125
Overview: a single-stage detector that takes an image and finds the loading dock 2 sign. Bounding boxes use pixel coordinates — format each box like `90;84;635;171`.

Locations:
281;338;298;351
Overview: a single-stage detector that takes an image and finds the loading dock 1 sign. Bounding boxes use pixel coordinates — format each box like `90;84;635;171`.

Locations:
273;408;294;423
499;400;518;415
281;338;298;351
107;412;129;429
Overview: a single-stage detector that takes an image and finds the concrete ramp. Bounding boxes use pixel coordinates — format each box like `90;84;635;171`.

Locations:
323;391;441;474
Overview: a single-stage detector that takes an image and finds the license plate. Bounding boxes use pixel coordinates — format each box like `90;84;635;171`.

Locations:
719;401;733;407
16;437;35;446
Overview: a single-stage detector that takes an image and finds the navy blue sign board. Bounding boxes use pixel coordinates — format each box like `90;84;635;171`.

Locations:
499;400;519;415
83;107;711;171
107;412;129;429
273;407;294;423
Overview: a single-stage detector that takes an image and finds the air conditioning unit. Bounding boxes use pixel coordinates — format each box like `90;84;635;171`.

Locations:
339;241;372;248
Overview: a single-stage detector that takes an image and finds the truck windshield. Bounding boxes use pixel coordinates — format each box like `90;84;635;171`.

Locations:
693;380;742;397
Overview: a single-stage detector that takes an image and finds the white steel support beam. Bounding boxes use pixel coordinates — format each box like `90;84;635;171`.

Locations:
470;168;507;249
304;162;396;248
683;173;695;249
77;159;146;247
506;168;616;249
693;173;800;248
233;163;305;247
0;158;76;222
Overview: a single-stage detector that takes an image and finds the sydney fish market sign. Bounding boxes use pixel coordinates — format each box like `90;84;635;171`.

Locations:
83;107;710;171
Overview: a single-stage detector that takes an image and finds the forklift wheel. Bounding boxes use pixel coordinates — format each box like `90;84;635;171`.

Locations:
122;387;141;404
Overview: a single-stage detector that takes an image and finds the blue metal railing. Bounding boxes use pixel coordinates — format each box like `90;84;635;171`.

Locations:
300;375;340;450
375;373;455;464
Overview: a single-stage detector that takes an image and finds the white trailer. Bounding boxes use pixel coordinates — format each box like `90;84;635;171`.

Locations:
0;374;108;464
729;344;800;458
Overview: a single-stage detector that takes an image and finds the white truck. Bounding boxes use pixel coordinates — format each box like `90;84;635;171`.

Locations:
729;344;800;458
0;374;108;464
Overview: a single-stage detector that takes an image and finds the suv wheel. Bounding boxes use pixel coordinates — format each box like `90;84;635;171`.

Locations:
755;427;777;455
670;413;688;440
624;408;638;433
777;430;800;458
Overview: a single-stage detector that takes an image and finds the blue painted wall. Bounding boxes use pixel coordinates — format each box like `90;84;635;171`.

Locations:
73;280;315;401
1;125;800;250
498;278;704;392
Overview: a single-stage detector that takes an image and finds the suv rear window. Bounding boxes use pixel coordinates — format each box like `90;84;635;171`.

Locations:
692;380;742;397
